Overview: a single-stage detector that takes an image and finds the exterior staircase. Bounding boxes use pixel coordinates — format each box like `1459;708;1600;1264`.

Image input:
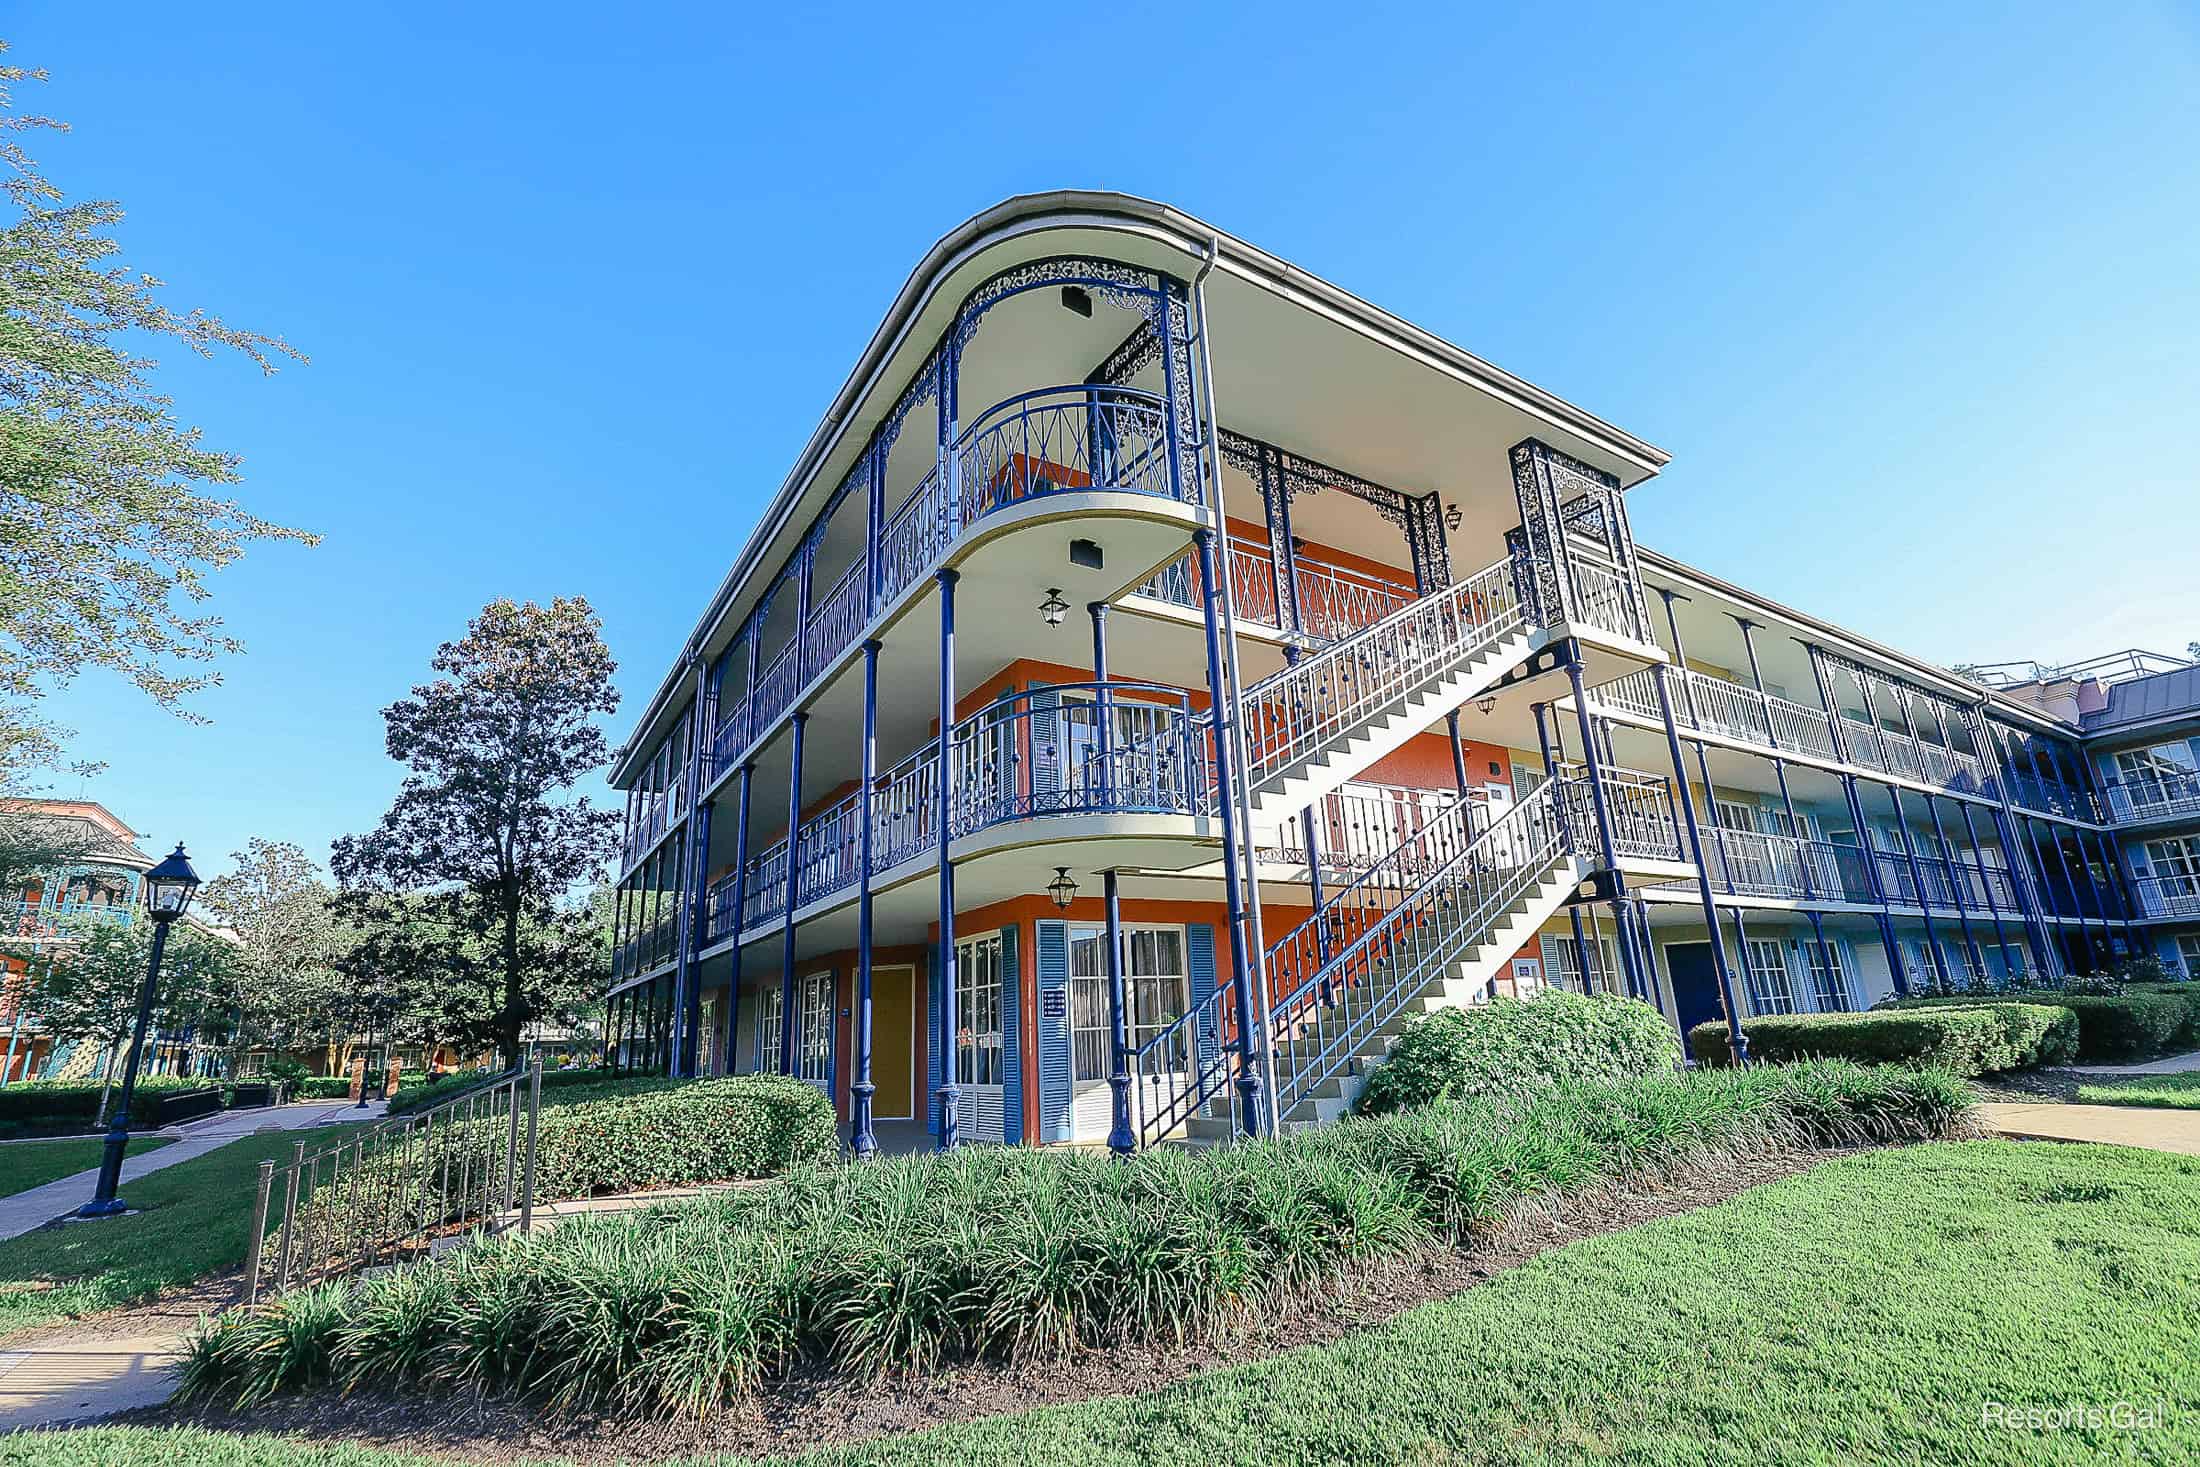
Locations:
1208;552;1544;831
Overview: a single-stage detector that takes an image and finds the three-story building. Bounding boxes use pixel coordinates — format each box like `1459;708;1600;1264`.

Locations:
602;193;2188;1152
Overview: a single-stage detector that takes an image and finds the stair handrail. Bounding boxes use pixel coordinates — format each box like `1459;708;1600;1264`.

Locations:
1196;550;1529;795
1126;973;1241;1147
1269;777;1580;1116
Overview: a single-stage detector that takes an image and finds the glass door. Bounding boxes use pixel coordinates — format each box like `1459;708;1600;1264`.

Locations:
1066;924;1190;1141
954;934;1006;1143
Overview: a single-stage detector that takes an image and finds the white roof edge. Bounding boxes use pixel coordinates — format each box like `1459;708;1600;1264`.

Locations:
613;191;1673;783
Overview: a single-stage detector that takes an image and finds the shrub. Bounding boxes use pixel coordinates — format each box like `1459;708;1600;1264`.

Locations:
1355;991;1680;1116
180;1061;1972;1413
264;1057;311;1089
1690;1004;2073;1076
2123;983;2200;1049
528;1073;839;1198
290;1076;354;1100
1895;991;2187;1064
0;1074;224;1131
386;1064;620;1116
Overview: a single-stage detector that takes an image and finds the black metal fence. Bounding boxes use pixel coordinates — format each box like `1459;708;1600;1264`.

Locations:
150;1087;224;1127
245;1058;542;1304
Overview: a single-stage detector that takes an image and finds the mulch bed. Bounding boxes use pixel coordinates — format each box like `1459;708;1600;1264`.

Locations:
130;1143;1863;1464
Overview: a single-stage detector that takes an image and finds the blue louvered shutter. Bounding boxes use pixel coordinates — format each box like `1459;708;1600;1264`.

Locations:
926;949;944;1136
1028;686;1062;814
1036;920;1072;1142
1187;923;1220;1074
1000;924;1023;1145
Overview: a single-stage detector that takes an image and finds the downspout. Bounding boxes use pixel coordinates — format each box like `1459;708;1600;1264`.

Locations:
1192;236;1282;1138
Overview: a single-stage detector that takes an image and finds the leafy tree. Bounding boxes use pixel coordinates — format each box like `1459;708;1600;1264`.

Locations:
31;914;232;1119
198;838;350;1075
333;598;619;1067
0;45;312;766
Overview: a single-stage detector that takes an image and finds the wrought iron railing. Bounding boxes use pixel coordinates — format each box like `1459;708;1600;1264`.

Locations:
1135;536;1419;646
1259;783;1468;879
1222;550;1526;797
1264;776;1579;1120
2132;874;2200;920
2103;771;2200;824
803;556;871;685
246;1060;541;1305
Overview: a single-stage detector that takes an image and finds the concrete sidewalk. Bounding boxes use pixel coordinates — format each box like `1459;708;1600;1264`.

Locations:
0;1332;187;1429
1980;1102;2200;1157
0;1099;379;1243
2047;1048;2200;1077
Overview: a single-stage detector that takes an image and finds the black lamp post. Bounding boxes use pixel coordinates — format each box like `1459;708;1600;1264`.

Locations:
78;843;200;1218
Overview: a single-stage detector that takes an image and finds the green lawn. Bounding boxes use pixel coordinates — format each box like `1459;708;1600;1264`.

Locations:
0;1135;174;1198
18;1138;2200;1465
0;1126;355;1339
2077;1072;2200;1111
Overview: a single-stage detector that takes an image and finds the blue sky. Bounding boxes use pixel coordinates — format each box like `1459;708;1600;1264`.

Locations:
15;2;2200;880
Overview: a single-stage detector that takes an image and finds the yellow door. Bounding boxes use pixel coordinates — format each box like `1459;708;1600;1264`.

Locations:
871;964;917;1119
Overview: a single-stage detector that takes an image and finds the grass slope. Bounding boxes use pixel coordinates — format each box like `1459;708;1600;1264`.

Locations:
23;1139;2200;1465
0;1126;356;1339
0;1136;173;1198
2077;1073;2200;1111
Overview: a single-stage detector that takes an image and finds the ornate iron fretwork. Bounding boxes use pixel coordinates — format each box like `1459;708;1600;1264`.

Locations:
951;254;1167;362
1088;320;1161;387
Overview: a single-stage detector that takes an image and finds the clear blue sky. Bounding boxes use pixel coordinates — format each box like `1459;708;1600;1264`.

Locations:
16;2;2200;881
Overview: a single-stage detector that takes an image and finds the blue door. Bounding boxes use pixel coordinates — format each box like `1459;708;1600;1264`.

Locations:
1665;942;1725;1059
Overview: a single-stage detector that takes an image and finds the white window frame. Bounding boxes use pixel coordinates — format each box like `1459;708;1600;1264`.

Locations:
756;984;784;1075
797;970;833;1088
1799;938;1850;1012
954;933;1004;1088
1741;938;1796;1015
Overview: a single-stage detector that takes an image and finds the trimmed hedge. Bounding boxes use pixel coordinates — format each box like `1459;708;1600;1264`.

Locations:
1691;1004;2074;1076
386;1064;618;1116
181;1061;1973;1414
1356;991;1680;1116
0;1074;228;1131
288;1077;354;1100
1894;990;2190;1064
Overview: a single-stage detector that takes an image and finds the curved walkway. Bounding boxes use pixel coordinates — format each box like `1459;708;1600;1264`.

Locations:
0;1099;378;1243
1979;1101;2200;1157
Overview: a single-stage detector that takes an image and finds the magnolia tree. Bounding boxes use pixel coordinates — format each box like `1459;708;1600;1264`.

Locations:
32;916;234;1119
334;598;618;1068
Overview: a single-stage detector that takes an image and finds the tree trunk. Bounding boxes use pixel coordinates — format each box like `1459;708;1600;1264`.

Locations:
500;885;524;1070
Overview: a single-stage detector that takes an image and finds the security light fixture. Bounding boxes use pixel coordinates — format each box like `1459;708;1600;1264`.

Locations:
1048;867;1079;909
1061;285;1093;318
1039;588;1070;627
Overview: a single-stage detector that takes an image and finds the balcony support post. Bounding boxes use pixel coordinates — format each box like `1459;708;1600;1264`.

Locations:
935;568;961;1150
1953;797;2019;979
1978;710;2056;977
1299;804;1335;1005
1104;869;1135;1157
2077;821;2137;953
1731;616;1777;747
1090;603;1113;807
1535;701;1597;976
1259;447;1302;638
1882;783;1950;984
1922;792;1986;982
850;640;881;1159
1445;710;1471;797
1650;663;1744;1058
672;660;709;1079
1655;589;1704;727
2025;812;2087;969
865;443;884;618
1191;526;1265;1140
722;761;753;1067
1563;656;1645;997
778;713;807;1077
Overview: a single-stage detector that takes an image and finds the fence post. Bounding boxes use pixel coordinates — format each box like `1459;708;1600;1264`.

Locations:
244;1158;275;1306
502;1065;522;1220
518;1056;541;1234
274;1139;305;1293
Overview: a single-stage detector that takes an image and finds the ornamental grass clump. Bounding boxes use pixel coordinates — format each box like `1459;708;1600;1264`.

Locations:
180;1061;1972;1416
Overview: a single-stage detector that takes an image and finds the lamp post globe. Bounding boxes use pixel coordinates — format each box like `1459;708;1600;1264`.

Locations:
78;843;200;1218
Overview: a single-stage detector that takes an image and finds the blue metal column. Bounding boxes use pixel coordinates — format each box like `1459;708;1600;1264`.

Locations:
682;798;713;1073
934;567;961;1149
1299;804;1335;1005
1104;869;1134;1157
721;761;753;1068
1922;792;1986;979
1535;701;1595;981
1091;601;1114;808
1952;797;2018;978
1978;710;2056;976
1803;909;1841;1008
1805;642;1908;990
1191;525;1265;1138
1651;662;1745;1058
1563;652;1648;1002
1445;710;1471;796
850;639;881;1158
1882;782;1948;984
667;665;704;1078
778;712;807;1076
